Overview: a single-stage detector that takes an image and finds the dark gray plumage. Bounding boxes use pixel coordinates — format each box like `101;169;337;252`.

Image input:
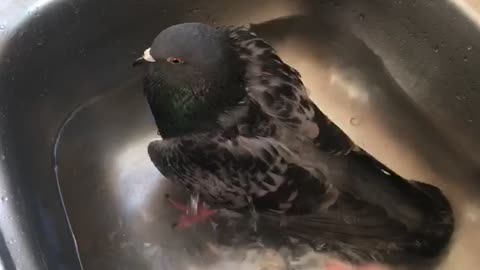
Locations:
135;22;453;265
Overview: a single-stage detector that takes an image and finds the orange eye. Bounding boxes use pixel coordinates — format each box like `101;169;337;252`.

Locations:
167;57;184;64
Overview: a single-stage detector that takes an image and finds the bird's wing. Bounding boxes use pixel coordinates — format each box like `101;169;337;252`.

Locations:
147;132;336;213
228;27;357;155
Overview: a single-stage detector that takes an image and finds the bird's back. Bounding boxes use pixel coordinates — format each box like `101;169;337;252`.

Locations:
226;26;454;262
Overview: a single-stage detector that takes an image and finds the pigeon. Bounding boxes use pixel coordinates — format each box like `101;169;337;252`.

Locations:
133;23;454;267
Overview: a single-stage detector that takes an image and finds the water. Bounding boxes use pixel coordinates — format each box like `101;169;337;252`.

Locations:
350;117;361;126
189;192;200;216
52;92;115;270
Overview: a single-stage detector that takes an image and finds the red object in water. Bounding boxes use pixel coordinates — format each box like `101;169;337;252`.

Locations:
325;261;388;270
166;194;217;229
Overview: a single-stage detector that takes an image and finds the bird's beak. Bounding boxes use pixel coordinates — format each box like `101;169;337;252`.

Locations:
133;57;145;67
133;48;156;67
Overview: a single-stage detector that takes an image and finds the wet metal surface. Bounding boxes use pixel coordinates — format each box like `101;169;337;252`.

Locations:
1;0;480;269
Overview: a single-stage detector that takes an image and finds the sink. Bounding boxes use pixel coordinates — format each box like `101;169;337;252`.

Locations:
1;0;480;269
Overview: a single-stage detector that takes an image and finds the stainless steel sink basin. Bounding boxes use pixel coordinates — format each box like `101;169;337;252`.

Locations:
1;0;480;269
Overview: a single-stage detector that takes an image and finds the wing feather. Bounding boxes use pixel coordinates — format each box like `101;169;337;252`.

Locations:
148;132;335;213
228;27;357;154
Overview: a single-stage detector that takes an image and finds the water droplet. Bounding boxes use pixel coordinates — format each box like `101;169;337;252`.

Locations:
464;56;469;62
433;45;439;53
1;196;8;202
343;216;354;224
359;13;366;20
467;45;473;51
350;117;361;126
29;8;41;17
0;25;5;30
188;8;201;13
1;154;5;161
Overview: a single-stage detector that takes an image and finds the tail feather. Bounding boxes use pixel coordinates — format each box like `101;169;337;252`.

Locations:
213;152;453;264
254;180;454;264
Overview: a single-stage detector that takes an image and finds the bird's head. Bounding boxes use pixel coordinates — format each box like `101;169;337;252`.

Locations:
135;23;247;138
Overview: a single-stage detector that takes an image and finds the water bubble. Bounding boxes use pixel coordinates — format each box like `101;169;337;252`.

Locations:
1;196;8;202
27;8;41;17
1;154;5;161
350;117;361;126
0;25;5;30
343;216;355;224
433;45;439;53
188;8;201;13
467;45;473;51
464;56;469;62
359;13;366;20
